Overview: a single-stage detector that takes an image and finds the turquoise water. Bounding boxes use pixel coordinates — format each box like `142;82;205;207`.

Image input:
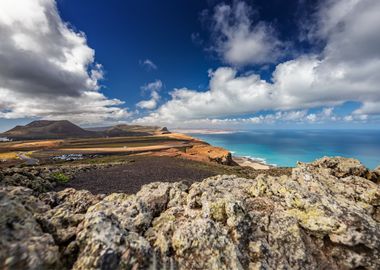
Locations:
190;130;380;169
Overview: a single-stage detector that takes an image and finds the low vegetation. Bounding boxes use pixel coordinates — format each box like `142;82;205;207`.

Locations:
1;157;379;269
51;172;70;183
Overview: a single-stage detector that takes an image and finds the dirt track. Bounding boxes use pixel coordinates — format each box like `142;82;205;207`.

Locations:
59;143;190;155
55;156;217;194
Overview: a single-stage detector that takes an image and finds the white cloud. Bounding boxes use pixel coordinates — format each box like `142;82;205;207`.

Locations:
353;102;380;115
246;108;337;125
136;90;160;110
140;59;157;70
136;80;162;110
0;90;130;125
141;80;162;93
135;0;380;126
134;107;368;129
210;1;284;66
344;114;368;122
0;0;129;125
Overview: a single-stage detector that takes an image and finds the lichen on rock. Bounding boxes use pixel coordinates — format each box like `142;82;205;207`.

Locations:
0;156;379;269
0;186;61;269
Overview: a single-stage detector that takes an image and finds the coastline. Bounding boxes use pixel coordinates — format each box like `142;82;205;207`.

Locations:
232;155;273;170
159;132;273;169
170;131;274;170
172;129;238;135
0;129;274;170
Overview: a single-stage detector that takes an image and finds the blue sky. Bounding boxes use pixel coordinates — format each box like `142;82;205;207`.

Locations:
57;0;213;105
0;0;380;131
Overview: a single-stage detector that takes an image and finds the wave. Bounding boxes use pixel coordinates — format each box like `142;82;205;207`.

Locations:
240;155;277;167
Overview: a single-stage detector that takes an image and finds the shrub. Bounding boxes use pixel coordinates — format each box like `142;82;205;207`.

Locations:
51;172;70;183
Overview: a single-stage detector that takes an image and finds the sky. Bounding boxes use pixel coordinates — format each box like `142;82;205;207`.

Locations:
0;0;380;131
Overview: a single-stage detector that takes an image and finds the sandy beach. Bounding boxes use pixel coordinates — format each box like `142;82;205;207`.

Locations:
233;156;272;170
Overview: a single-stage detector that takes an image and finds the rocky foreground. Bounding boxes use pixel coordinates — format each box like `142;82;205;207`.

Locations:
1;157;380;269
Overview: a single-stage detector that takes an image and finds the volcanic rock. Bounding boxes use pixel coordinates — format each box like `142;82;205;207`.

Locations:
0;157;379;269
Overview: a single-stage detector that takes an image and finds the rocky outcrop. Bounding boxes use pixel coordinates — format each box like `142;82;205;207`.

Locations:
184;144;236;166
371;166;380;184
159;127;170;134
0;167;55;193
0;162;129;193
0;157;379;269
0;186;61;269
153;132;236;166
297;156;371;178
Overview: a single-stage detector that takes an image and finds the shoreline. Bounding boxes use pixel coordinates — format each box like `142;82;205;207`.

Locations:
232;155;273;170
158;132;273;169
170;132;274;170
0;130;275;170
173;129;238;135
170;131;275;170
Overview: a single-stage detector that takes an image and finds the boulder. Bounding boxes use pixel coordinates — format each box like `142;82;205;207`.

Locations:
297;156;370;178
0;157;379;269
0;162;128;194
37;188;101;244
0;186;61;269
0;169;53;193
71;158;380;269
370;166;380;184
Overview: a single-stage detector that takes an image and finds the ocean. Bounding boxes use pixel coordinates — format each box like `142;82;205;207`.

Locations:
190;129;380;169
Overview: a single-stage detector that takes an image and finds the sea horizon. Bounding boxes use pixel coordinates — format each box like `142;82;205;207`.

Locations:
189;129;380;169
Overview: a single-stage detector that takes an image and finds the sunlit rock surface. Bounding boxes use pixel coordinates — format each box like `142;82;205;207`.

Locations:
1;157;379;269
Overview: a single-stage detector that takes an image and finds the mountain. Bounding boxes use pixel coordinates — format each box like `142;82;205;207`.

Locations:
0;120;96;140
86;124;170;137
0;121;171;140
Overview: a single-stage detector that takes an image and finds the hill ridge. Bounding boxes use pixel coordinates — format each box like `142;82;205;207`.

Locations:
0;120;94;140
0;120;170;140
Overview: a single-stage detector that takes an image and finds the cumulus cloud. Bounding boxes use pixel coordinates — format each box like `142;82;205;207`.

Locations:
242;108;338;125
210;1;284;66
135;0;380;126
136;92;160;110
141;80;163;93
135;107;369;129
136;80;162;110
0;0;129;124
140;59;157;70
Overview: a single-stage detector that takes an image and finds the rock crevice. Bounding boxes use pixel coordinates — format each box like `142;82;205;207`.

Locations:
0;157;379;269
